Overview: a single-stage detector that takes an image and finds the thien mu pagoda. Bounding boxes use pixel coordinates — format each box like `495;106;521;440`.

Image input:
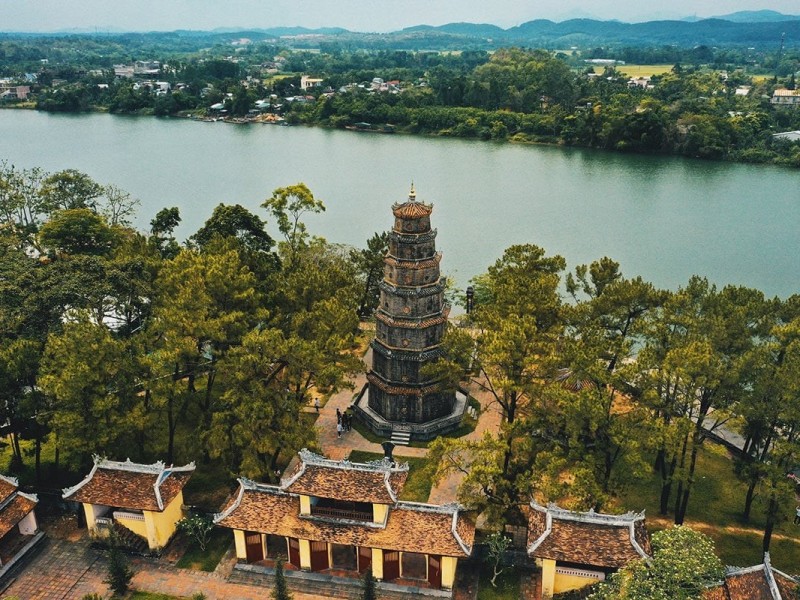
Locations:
354;186;467;442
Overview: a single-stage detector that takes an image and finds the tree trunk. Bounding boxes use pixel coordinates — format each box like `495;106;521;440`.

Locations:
763;496;778;553
34;434;42;485
743;479;757;522
659;454;678;516
676;441;701;525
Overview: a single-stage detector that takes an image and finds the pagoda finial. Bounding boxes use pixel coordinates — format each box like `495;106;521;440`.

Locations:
409;182;416;201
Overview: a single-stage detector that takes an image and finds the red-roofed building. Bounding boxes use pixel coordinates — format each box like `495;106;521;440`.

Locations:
0;475;40;572
215;449;474;594
63;456;194;552
527;501;651;599
703;553;799;600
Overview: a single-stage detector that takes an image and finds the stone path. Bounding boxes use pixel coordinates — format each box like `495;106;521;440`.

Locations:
311;344;504;505
2;537;108;600
314;347;427;462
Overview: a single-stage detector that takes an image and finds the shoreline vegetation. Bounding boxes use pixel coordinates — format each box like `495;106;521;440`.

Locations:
0;35;798;168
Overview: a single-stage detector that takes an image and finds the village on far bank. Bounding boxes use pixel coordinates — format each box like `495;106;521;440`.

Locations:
0;177;798;600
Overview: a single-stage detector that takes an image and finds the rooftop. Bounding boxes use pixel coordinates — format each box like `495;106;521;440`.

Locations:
526;501;651;569
282;449;408;504
215;480;474;557
392;184;433;220
0;475;37;539
62;456;195;512
703;554;799;600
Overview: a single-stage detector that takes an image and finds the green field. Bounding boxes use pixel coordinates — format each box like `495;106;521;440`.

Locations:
592;64;674;77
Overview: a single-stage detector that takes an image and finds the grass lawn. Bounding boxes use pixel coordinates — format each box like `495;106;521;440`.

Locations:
476;562;521;600
617;442;800;573
347;450;433;502
175;526;231;571
129;593;185;600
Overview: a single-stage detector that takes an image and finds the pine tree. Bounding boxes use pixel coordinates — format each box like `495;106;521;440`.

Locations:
104;536;133;596
272;557;293;600
361;568;377;600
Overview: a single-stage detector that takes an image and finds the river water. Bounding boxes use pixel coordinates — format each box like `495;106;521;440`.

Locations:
3;109;799;298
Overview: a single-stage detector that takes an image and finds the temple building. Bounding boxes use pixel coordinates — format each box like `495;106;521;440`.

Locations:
63;457;195;552
0;475;41;576
703;554;799;600
215;449;474;594
355;186;467;442
526;501;651;599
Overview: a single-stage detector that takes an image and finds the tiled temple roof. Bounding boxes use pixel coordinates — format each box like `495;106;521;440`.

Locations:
62;456;195;512
526;502;651;569
215;480;474;558
703;554;799;600
391;184;434;220
281;449;408;504
375;310;449;330
0;475;37;539
392;202;433;220
366;372;443;396
384;253;442;270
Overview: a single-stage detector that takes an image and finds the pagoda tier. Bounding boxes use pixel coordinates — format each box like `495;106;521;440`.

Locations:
367;186;456;425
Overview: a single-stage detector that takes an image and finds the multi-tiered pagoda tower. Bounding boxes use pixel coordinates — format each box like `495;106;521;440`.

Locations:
359;186;462;440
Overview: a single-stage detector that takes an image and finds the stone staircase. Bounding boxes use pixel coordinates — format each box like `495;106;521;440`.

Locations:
111;523;150;556
390;430;412;446
231;564;452;599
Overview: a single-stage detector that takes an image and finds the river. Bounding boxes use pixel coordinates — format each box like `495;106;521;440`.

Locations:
3;109;799;298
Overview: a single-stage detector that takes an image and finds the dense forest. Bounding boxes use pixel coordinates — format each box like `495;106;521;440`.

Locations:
0;164;798;566
1;31;800;166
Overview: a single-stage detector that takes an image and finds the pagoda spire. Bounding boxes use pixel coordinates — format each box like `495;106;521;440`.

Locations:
409;182;416;201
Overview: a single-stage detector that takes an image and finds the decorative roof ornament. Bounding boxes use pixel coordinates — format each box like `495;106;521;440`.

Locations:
409;182;416;201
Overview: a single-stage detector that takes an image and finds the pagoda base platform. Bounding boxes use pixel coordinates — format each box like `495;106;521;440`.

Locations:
352;384;469;442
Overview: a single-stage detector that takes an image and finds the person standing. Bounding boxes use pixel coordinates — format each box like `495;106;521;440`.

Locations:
337;421;343;439
336;408;342;424
794;506;800;525
314;398;320;413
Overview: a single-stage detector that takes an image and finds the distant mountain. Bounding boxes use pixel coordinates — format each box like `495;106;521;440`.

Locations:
397;17;800;49
710;10;800;22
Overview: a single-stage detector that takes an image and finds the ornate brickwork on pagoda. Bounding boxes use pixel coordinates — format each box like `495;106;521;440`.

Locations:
366;185;456;425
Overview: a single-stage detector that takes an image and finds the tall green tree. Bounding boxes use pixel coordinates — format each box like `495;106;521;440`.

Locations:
262;183;325;269
39;316;137;468
351;230;389;317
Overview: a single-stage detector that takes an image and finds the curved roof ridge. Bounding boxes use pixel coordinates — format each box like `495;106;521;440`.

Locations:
0;474;19;488
294;448;409;474
531;501;646;525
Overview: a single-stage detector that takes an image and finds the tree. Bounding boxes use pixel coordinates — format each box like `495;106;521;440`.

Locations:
100;184;139;227
149;206;181;259
39;208;116;256
427;244;565;523
39;316;137;467
351;230;389;317
589;526;724;600
361;568;377;600
105;532;134;596
638;279;766;523
177;514;215;551
262;183;325;268
272;557;293;600
145;247;263;463
40;169;103;214
486;532;511;587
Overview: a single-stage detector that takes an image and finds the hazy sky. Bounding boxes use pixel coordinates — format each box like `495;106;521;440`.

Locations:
3;0;798;32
